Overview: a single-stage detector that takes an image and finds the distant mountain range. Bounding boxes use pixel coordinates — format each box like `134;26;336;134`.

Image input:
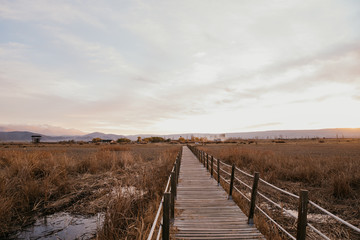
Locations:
225;128;360;139
0;131;126;142
0;124;85;136
0;128;360;142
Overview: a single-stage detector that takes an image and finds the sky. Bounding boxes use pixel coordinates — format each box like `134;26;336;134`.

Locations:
1;0;360;135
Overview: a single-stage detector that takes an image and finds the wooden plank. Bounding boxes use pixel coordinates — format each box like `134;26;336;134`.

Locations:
171;146;265;239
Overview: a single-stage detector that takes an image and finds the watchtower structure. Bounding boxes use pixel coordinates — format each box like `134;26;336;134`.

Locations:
31;135;42;143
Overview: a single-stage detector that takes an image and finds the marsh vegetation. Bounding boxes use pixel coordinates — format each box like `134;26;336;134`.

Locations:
198;138;360;239
0;143;179;239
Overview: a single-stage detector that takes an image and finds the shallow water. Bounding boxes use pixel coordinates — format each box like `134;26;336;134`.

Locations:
13;212;104;240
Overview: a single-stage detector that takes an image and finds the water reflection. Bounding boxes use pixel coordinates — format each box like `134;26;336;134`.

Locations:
14;212;104;240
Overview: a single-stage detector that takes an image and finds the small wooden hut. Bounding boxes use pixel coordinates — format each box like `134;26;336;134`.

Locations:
31;135;42;143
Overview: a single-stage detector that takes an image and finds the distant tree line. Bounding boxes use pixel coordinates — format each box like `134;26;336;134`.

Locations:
89;136;221;144
117;138;131;143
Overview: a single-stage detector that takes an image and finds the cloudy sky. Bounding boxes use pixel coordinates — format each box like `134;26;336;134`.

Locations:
1;0;360;135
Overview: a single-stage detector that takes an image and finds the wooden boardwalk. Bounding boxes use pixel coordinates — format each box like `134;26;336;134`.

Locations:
172;146;265;239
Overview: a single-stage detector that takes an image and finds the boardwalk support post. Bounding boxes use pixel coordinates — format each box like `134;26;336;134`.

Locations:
171;171;176;219
176;157;180;184
217;158;220;185
228;164;235;199
203;152;205;167
163;192;170;240
296;190;309;240
210;156;214;178
206;153;209;170
248;172;259;225
174;162;177;185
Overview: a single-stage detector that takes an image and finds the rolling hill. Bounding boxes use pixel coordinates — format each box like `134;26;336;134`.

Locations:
1;128;360;142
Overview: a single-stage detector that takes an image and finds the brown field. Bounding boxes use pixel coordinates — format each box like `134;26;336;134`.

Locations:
1;139;359;239
198;138;360;239
0;142;180;239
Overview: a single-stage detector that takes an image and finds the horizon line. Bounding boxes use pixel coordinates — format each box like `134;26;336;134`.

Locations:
1;127;360;137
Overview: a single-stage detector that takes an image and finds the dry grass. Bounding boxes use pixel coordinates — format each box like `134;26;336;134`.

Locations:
98;145;178;239
0;143;180;239
198;139;360;239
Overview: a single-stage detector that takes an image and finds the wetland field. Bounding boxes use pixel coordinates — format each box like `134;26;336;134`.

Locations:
1;139;359;239
198;138;360;239
0;142;180;239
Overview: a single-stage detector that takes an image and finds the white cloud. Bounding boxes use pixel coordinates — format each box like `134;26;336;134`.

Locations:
0;0;105;27
0;0;360;134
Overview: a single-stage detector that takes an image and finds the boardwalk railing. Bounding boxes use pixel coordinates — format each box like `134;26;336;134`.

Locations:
188;145;360;240
147;148;182;240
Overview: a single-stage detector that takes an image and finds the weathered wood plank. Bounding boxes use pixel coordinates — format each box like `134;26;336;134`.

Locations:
171;146;265;239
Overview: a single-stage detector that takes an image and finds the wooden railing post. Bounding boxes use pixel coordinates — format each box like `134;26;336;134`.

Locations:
163;192;170;240
296;190;309;240
173;162;177;182
206;153;209;170
248;172;259;225
217;158;220;185
176;157;180;184
178;159;181;184
210;156;214;178
203;152;205;166
170;171;176;219
203;152;206;167
228;164;235;199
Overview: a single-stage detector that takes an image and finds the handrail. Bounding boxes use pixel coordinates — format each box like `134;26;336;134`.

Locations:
308;223;330;240
234;186;250;202
234;176;252;190
219;160;232;168
147;166;173;240
155;225;162;240
259;178;299;199
228;159;301;199
189;146;360;240
219;168;231;176
147;148;182;240
256;205;296;240
309;200;360;233
236;183;330;239
220;175;230;184
258;191;295;218
235;166;253;178
193;147;297;237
